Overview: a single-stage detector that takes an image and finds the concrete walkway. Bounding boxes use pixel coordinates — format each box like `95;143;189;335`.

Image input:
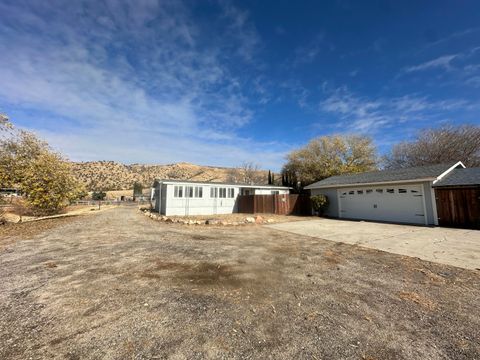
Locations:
268;219;480;270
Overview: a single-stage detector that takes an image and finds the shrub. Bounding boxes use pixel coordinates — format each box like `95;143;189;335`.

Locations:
311;194;329;215
92;191;107;201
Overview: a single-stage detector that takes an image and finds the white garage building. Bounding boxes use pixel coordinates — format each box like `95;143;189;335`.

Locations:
151;179;290;216
305;162;465;225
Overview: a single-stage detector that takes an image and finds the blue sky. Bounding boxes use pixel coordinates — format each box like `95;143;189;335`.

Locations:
0;0;479;170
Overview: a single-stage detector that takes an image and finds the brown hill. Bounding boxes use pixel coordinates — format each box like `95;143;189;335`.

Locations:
71;161;271;191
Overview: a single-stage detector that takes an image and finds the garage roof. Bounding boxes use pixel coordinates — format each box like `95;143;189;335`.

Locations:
433;168;480;187
305;162;464;189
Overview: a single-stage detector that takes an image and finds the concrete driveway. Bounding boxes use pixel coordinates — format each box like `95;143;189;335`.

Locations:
268;219;480;270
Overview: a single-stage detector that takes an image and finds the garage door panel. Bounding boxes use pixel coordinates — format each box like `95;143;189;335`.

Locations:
339;185;425;225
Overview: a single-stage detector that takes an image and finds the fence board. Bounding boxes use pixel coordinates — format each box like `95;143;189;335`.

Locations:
435;187;480;229
237;194;311;215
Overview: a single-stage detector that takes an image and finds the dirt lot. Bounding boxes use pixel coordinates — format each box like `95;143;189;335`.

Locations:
0;206;479;359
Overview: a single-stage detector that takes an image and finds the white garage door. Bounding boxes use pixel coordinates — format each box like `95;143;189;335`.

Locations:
338;185;426;225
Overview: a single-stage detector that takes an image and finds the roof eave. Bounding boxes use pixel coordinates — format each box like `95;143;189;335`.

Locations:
432;161;466;184
305;177;437;189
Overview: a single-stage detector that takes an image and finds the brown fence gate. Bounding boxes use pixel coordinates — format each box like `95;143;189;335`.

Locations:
435;187;480;229
237;194;312;215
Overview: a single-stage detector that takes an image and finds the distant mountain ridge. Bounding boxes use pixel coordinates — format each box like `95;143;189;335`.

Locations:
71;161;269;191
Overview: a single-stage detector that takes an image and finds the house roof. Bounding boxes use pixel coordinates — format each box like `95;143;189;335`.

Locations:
433;168;480;187
305;162;464;189
153;178;291;189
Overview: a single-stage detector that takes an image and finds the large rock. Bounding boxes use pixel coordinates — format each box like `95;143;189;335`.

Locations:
245;217;255;223
255;215;264;224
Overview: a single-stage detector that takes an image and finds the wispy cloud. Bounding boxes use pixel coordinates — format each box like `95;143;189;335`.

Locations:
404;54;458;73
0;0;287;169
319;87;471;133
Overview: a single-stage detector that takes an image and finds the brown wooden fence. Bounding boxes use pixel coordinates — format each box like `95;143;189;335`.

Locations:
237;194;312;215
435;187;480;229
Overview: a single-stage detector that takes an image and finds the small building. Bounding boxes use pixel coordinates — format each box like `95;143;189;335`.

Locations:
151;179;290;216
305;162;468;226
0;188;20;197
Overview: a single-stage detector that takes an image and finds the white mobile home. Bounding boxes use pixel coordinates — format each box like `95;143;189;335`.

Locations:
151;180;290;216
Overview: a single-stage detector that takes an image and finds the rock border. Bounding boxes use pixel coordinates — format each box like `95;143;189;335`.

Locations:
141;209;275;226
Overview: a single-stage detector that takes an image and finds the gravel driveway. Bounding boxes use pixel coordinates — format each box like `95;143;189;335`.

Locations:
0;206;479;359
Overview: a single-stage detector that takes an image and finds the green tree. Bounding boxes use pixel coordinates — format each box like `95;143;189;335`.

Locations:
133;182;143;197
0;120;84;215
92;191;107;201
282;135;377;186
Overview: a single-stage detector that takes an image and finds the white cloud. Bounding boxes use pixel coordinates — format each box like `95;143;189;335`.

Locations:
0;0;288;169
319;87;470;133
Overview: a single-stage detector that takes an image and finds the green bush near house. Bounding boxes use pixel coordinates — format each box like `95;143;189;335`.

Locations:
92;191;107;201
311;194;329;215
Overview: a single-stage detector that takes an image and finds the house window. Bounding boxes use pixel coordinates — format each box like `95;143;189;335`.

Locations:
244;189;250;195
411;189;419;193
210;187;218;198
386;188;394;193
357;190;363;195
271;190;280;195
194;186;203;198
185;186;194;198
174;186;183;198
398;188;407;194
376;189;383;193
366;189;373;194
228;188;235;198
219;188;227;198
348;191;354;195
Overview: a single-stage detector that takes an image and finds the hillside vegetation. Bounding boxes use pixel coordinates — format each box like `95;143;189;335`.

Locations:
71;161;269;191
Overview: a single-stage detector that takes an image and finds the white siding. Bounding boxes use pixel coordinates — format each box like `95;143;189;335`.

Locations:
153;182;290;216
165;184;239;216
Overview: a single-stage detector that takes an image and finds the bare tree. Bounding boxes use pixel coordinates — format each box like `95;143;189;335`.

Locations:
225;167;241;183
383;125;480;169
240;162;265;184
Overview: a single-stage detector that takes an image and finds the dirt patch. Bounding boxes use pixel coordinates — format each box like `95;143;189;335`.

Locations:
179;262;241;286
398;291;437;310
323;249;343;265
142;260;249;288
0;206;479;360
0;216;80;247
